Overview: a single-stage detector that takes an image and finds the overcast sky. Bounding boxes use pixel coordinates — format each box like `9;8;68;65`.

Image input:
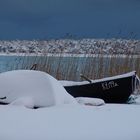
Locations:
0;0;140;40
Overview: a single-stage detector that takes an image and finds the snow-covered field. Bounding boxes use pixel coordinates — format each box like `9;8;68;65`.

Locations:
0;103;140;140
0;70;140;140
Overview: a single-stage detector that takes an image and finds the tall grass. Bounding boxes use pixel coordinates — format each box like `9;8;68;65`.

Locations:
8;52;140;81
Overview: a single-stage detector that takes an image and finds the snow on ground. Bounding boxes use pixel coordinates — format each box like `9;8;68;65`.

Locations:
0;104;140;140
0;70;140;140
135;96;140;104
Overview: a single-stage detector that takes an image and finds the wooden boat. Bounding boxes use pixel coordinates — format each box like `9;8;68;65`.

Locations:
62;71;140;103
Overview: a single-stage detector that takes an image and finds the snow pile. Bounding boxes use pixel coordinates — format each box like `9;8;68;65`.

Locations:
127;95;140;104
0;70;76;108
76;97;105;106
135;95;140;104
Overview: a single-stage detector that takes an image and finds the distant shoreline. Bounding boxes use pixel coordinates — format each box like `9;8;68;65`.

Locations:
0;39;140;56
0;53;140;58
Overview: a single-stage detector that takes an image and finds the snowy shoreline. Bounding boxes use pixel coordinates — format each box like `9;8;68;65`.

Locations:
0;39;140;55
0;52;140;58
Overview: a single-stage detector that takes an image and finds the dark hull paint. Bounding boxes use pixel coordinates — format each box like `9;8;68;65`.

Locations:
64;74;136;103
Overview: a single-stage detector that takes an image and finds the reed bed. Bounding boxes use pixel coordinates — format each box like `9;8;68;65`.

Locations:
7;52;140;81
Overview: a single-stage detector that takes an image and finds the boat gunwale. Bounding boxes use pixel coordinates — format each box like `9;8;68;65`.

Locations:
61;71;136;87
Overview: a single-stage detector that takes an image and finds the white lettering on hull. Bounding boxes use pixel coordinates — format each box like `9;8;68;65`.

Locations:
102;81;118;90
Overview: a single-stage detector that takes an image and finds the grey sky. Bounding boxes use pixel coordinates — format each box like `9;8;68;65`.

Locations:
0;0;140;40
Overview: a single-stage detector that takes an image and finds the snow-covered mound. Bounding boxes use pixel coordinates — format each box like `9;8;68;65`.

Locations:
76;97;105;106
0;70;76;108
135;95;140;104
127;95;140;104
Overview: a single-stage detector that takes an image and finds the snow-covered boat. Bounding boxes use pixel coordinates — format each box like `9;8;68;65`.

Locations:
0;70;76;108
62;71;140;103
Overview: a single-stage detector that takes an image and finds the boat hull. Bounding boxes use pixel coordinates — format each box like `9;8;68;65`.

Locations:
64;72;136;103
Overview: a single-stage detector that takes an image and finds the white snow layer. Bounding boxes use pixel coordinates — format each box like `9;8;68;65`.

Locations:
76;97;105;106
60;71;136;86
0;70;76;108
10;97;35;108
0;104;140;140
0;70;140;140
135;96;140;104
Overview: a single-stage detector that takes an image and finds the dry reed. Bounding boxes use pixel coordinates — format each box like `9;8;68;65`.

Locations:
7;52;140;81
